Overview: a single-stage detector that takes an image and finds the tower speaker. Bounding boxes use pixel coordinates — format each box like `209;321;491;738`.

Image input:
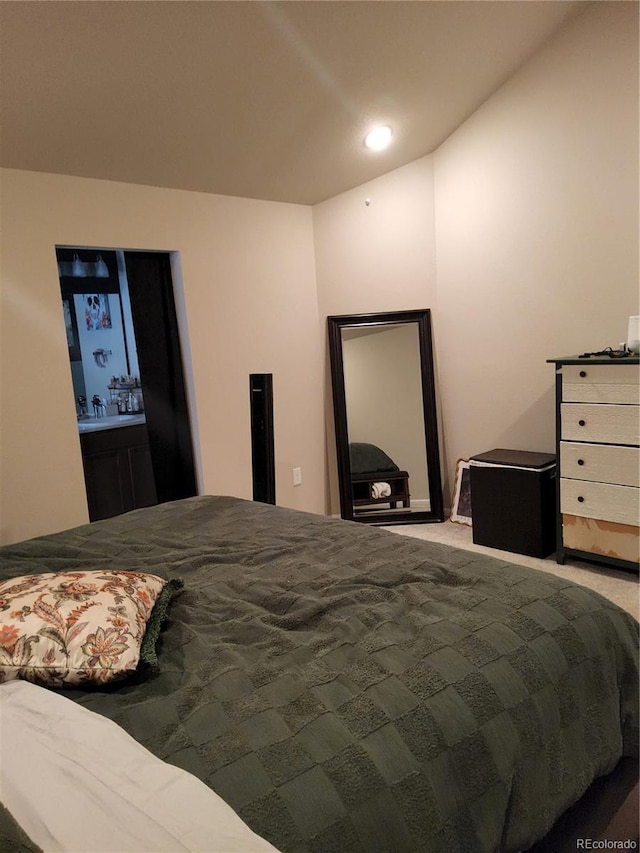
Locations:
250;374;275;504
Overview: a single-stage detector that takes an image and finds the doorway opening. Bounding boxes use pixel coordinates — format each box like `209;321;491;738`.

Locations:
57;246;198;521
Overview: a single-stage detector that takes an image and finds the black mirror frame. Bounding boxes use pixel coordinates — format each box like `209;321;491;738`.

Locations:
328;309;444;525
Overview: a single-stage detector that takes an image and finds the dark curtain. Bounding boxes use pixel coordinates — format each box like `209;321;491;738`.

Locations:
124;251;197;504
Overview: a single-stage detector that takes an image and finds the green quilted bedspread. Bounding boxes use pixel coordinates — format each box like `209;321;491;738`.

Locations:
0;496;637;852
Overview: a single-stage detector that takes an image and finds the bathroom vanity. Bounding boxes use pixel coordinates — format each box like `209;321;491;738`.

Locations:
79;417;157;521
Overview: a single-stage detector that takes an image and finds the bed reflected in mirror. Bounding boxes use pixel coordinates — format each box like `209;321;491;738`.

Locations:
328;309;444;525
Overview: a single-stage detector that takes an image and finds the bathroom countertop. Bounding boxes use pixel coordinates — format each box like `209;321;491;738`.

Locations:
77;414;146;433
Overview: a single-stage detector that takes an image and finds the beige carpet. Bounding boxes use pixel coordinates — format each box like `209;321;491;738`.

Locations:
382;520;639;621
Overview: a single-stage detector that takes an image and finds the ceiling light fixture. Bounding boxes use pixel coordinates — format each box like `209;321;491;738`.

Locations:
364;125;393;151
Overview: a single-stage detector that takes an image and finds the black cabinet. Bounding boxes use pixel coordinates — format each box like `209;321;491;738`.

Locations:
80;424;157;522
469;449;556;558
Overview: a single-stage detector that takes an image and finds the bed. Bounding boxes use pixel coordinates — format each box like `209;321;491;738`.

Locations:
0;495;637;852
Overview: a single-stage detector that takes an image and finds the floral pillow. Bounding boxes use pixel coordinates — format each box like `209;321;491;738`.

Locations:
0;569;183;687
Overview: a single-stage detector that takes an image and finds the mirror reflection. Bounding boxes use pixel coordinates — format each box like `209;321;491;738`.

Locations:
328;310;444;525
343;323;428;516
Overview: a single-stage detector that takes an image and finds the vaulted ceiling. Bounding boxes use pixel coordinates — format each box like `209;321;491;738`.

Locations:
0;1;587;205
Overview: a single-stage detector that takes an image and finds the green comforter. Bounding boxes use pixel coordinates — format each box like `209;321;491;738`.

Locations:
0;496;637;852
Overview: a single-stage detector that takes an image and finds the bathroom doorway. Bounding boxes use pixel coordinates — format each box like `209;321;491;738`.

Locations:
57;246;197;520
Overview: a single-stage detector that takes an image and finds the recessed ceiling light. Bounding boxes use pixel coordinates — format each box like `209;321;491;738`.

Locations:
364;125;393;151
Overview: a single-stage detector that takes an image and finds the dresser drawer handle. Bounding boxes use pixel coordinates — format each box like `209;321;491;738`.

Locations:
579;370;587;378
578;419;586;426
577;458;585;465
577;495;585;503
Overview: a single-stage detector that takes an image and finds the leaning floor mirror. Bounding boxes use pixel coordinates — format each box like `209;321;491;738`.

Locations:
328;309;444;525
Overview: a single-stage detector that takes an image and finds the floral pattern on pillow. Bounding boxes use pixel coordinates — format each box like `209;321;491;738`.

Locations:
0;570;169;686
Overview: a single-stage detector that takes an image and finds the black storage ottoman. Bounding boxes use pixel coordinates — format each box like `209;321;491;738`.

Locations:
469;448;557;558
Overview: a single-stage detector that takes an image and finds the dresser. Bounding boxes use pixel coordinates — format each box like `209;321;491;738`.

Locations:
548;355;639;572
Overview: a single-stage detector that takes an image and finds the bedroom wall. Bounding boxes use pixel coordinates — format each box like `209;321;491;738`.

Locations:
433;0;638;496
0;170;324;544
313;158;438;513
314;1;638;509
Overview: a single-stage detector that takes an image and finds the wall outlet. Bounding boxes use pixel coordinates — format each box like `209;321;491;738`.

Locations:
293;467;302;486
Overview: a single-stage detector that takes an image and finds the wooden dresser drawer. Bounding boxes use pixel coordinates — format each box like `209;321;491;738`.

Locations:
560;478;640;526
561;364;640;404
560;403;640;445
562;514;639;564
560;441;640;487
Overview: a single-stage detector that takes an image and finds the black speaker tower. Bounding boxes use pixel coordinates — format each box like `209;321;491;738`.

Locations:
250;374;275;504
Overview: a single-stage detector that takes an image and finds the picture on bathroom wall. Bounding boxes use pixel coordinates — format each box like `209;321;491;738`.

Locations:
83;294;112;331
62;297;80;361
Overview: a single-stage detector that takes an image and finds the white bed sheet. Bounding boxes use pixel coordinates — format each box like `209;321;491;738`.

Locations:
0;680;280;853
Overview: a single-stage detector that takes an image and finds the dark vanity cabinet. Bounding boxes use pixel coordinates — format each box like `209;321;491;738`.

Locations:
80;425;158;522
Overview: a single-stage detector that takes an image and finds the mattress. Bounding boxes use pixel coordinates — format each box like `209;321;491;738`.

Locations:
0;496;637;852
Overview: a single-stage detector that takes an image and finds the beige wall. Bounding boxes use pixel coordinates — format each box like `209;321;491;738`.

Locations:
0;170;324;544
313;158;438;513
315;1;638;507
314;158;438;319
433;0;638;499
